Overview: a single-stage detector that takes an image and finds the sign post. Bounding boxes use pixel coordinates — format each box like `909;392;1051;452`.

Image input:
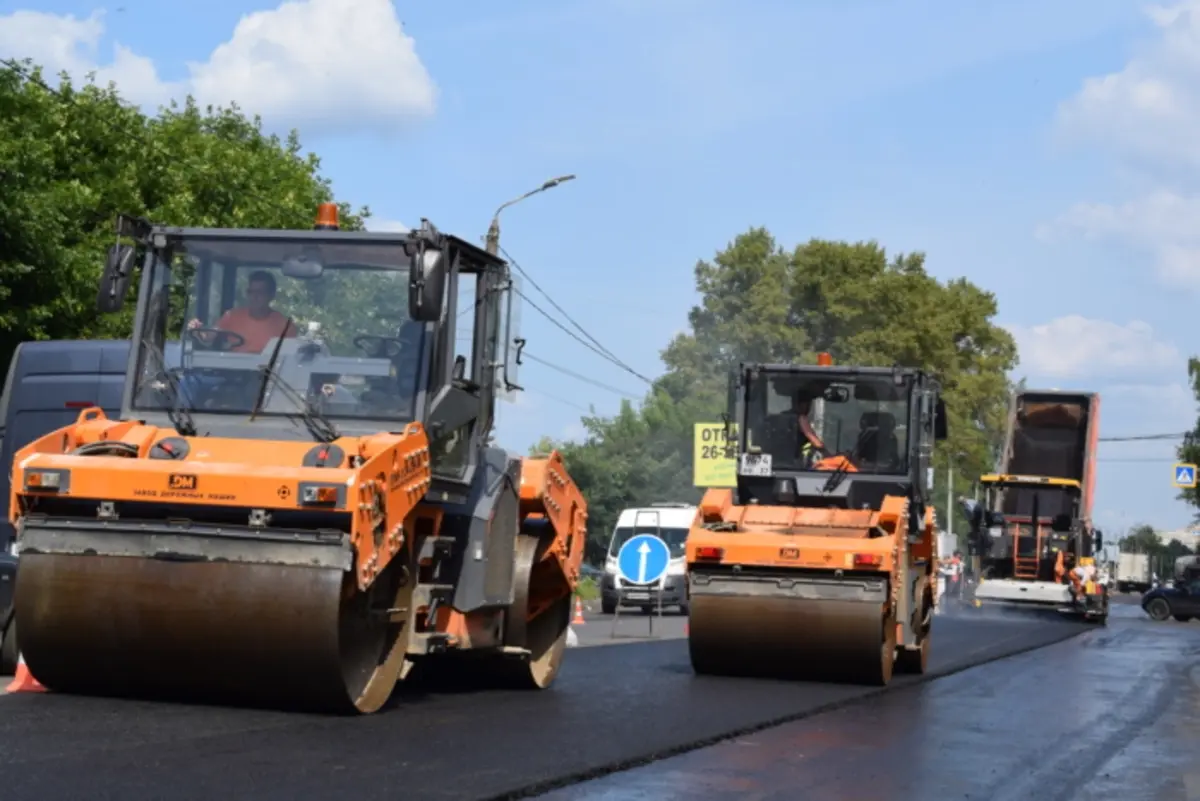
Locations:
611;533;671;639
1174;463;1197;489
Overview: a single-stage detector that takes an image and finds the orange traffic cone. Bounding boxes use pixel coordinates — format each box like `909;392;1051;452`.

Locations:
6;652;46;694
573;597;586;625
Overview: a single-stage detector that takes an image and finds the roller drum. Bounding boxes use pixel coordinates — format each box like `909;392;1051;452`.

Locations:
687;570;895;685
15;546;410;714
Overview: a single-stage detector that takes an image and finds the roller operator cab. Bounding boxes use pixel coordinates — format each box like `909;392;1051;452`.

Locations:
962;475;1108;622
685;357;948;686
600;503;695;615
8;206;588;714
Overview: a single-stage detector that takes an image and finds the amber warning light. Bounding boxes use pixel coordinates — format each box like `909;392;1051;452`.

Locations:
817;352;833;366
314;203;339;231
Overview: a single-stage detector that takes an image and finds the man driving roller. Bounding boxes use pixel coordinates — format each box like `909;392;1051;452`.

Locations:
188;270;297;354
792;391;828;467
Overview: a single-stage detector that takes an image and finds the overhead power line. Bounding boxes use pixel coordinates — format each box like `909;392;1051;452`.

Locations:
499;245;654;385
1099;432;1189;443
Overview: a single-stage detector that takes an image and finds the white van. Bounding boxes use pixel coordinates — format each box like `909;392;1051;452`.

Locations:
600;503;696;615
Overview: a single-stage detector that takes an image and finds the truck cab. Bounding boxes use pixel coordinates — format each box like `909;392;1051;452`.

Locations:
600;503;695;615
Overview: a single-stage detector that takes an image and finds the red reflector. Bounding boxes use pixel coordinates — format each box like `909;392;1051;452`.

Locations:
695;546;724;560
853;553;882;567
318;448;329;460
65;401;91;408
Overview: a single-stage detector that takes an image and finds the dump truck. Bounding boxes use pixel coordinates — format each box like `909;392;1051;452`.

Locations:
8;205;587;714
961;390;1107;622
685;355;948;685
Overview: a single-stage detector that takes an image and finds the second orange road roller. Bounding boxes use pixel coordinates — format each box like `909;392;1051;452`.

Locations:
686;355;948;685
8;205;587;714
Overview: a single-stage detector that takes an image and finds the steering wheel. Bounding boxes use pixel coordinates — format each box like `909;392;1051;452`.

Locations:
353;335;404;359
188;327;246;352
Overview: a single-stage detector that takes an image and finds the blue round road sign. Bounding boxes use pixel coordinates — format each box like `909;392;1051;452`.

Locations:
617;534;671;585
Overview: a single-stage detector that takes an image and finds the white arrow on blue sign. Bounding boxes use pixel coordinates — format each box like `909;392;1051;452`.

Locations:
1175;463;1197;488
616;533;671;586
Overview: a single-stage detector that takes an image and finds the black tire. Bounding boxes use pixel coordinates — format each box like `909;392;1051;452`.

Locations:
1145;598;1172;621
0;616;17;676
1173;614;1192;623
601;598;616;615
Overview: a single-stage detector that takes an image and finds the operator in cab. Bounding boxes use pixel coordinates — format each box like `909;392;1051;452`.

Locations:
792;392;828;467
188;270;297;353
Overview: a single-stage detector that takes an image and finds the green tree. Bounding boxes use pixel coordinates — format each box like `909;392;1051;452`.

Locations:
1176;357;1200;514
0;59;369;378
1119;524;1162;554
548;228;1019;559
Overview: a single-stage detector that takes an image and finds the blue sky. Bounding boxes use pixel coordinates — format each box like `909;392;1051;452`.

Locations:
4;0;1200;540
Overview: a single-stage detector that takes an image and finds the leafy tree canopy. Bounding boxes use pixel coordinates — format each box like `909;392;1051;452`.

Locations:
1176;357;1200;515
541;228;1019;561
0;59;369;378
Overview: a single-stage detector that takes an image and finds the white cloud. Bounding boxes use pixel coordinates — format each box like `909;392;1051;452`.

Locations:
1005;315;1180;379
1046;2;1200;288
1055;0;1200;170
1039;190;1200;287
0;0;436;135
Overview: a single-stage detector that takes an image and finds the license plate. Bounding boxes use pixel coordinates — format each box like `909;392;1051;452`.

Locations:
626;592;649;600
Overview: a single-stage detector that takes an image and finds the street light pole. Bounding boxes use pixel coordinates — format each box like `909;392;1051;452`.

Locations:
485;175;576;255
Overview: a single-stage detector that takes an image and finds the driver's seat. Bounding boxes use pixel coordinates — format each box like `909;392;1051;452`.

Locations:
858;411;899;469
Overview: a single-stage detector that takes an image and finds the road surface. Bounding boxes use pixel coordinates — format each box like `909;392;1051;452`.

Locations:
0;610;1091;800
537;601;1200;801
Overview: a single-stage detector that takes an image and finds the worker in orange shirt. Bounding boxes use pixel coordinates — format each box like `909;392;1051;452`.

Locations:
188;270;297;353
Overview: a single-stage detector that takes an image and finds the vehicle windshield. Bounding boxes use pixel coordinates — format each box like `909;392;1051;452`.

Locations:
989;483;1078;519
608;526;689;559
742;370;912;475
132;235;424;422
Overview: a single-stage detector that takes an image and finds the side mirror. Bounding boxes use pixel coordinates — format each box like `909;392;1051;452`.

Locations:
1050;513;1072;532
97;244;137;313
933;397;948;441
408;245;447;322
1094;529;1103;553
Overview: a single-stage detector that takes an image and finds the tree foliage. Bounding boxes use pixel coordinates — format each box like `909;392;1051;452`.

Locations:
0;59;369;378
543;228;1019;560
1176;357;1200;515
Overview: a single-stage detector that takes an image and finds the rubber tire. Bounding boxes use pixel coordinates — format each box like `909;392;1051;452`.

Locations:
1145;598;1172;621
1174;614;1192;623
0;617;17;676
895;629;930;674
601;598;616;615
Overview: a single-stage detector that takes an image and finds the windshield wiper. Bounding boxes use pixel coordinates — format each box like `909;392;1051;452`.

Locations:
820;427;874;495
140;338;197;437
247;323;339;443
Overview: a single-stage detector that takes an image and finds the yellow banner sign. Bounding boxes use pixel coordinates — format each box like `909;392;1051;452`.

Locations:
693;422;738;487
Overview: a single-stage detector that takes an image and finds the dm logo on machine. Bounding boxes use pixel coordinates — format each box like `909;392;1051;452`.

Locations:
616;534;671;585
1174;463;1198;489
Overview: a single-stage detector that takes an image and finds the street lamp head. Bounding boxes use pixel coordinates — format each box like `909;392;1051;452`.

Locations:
541;174;576;191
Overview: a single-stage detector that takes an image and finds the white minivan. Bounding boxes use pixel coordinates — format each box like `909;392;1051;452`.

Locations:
600;503;696;615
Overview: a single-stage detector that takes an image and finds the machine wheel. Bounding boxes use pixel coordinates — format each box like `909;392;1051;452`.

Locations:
1145;598;1172;621
0;616;17;676
499;533;571;689
1173;614;1192;623
870;612;897;686
601;598;616;615
895;594;932;675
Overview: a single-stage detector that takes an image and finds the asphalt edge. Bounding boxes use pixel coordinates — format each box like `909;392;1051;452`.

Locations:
484;621;1095;801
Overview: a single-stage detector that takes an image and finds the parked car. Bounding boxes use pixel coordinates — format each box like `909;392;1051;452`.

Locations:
0;549;16;674
1141;577;1200;622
